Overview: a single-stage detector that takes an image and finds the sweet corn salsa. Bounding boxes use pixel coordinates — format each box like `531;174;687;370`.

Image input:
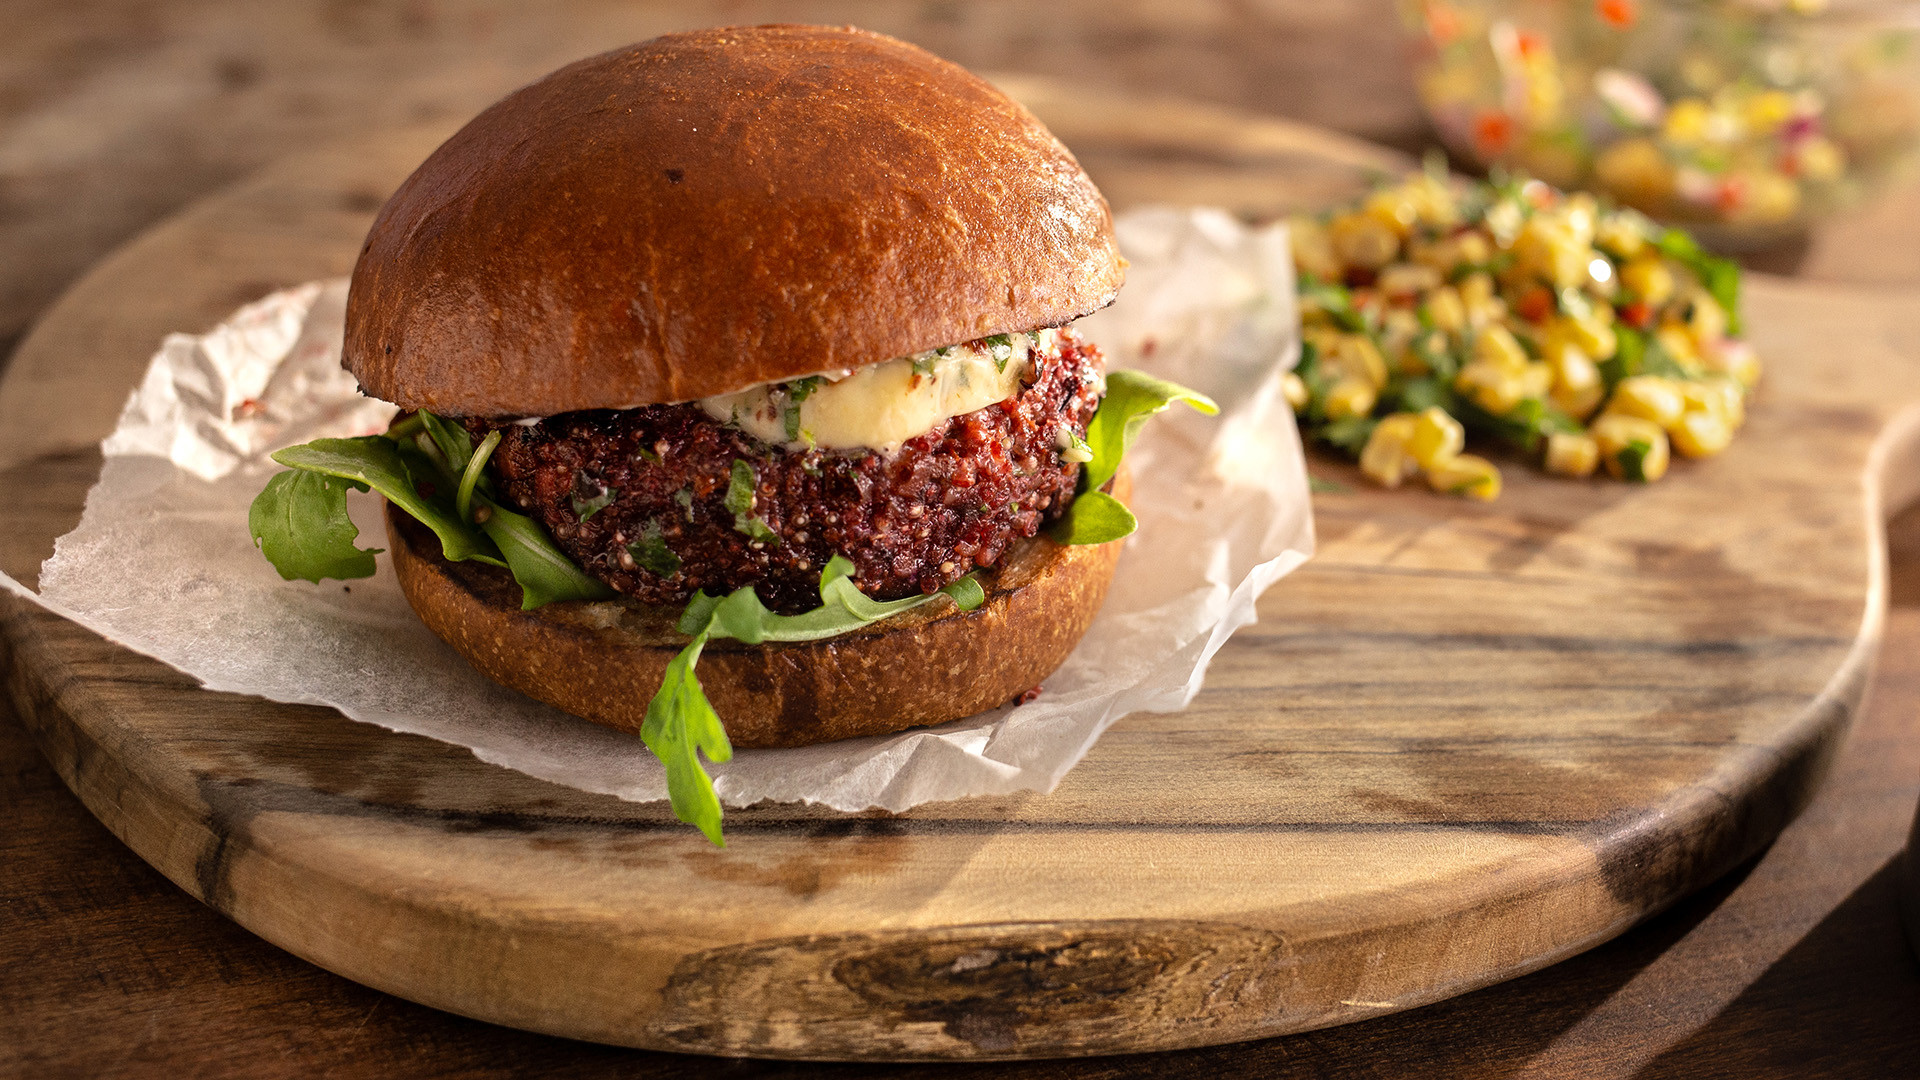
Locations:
1287;167;1756;498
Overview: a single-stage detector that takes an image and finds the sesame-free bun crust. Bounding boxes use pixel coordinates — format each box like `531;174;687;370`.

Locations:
384;468;1129;748
344;24;1125;419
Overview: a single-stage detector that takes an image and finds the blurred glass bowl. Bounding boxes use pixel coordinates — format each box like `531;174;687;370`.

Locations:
1401;0;1920;249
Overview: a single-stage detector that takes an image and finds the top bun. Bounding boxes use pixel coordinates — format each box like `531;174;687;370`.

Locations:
343;24;1125;419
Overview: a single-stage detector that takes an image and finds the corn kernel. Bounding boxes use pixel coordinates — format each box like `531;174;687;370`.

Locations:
1663;99;1712;146
1683;290;1728;346
1686;375;1746;427
1288;216;1343;281
1407;406;1465;468
1620;255;1675;307
1595;213;1648;259
1360;413;1420;488
1608;375;1687;428
1544;431;1600;477
1325;377;1377;420
1455;362;1527;415
1453;231;1493;269
1547;342;1604;418
1475;325;1531;372
1562;312;1618;360
1364;189;1419;237
1331;212;1400;270
1744;90;1796;135
1424;286;1468;334
1514;219;1592;290
1335;334;1390;389
1378;262;1443;298
1281;371;1310;411
1671;409;1733;458
1518;361;1555;401
1655;323;1703;371
1700;339;1760;388
1459;272;1507;327
1426;453;1502;500
1403;173;1462;230
1592;413;1671;481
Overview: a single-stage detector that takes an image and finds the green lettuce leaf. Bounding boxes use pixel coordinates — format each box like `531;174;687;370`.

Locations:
248;469;381;582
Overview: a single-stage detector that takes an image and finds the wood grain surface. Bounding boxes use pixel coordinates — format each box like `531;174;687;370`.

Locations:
3;76;1919;1065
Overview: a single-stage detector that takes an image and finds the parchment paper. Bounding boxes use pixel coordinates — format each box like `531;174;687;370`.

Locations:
2;207;1312;812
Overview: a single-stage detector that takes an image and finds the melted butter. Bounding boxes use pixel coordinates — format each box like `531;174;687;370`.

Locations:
700;329;1060;453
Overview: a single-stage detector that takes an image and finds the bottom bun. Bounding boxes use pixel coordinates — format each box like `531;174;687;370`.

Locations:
386;470;1128;749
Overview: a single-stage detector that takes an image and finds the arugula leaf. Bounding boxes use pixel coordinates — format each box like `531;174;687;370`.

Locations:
1654;228;1743;335
270;437;503;567
456;429;501;524
1602;325;1644;388
649;554;988;844
1319;415;1378;455
639;628;730;846
1452;396;1579;453
629;519;682;577
673;487;695;521
248;469;381;582
1298;275;1369;332
474;499;615;609
1389;375;1461;415
262;416;613;609
419;411;475;475
1049;490;1138;545
678;554;985;644
1604;325;1688;388
938;574;986;612
1080;370;1219;495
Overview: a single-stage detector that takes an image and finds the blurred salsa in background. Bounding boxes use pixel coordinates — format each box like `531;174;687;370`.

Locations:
1403;0;1920;249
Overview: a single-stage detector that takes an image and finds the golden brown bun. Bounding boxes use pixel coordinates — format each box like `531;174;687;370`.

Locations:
385;468;1130;748
344;24;1125;419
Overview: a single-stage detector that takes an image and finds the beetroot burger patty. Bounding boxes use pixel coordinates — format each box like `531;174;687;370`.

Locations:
480;327;1107;614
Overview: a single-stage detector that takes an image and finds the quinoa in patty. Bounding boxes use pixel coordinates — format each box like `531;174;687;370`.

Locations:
477;327;1106;613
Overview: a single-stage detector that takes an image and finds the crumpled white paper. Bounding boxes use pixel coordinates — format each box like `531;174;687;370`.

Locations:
2;207;1312;813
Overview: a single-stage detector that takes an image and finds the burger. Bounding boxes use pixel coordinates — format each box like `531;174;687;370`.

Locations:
247;25;1213;843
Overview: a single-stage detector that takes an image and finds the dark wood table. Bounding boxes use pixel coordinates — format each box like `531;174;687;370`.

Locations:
4;4;1918;1076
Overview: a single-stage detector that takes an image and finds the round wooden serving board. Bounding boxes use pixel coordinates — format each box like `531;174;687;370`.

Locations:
4;79;1919;1062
